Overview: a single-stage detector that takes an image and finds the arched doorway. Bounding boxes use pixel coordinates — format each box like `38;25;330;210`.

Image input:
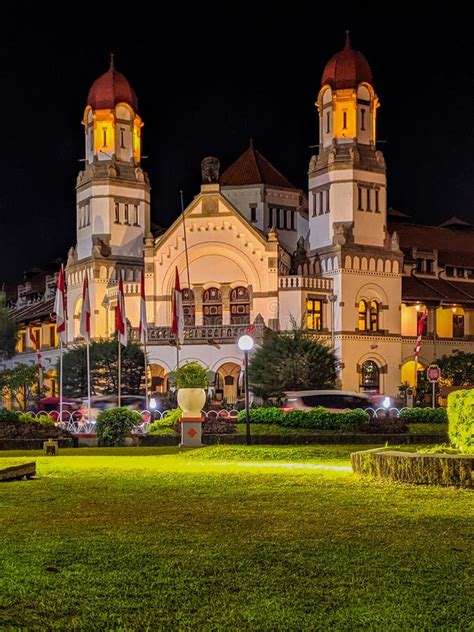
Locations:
215;362;241;405
359;360;380;392
148;364;168;394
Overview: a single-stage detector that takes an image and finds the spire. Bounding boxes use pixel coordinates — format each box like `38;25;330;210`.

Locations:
249;138;254;149
345;30;351;49
110;52;115;71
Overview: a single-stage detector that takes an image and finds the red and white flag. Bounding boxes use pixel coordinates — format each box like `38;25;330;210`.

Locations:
28;327;43;368
79;273;91;343
171;267;185;345
116;272;128;347
54;264;67;344
139;269;148;346
248;319;256;336
414;308;428;362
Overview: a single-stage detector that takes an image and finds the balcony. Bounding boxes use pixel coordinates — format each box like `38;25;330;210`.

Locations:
279;276;333;291
130;324;251;345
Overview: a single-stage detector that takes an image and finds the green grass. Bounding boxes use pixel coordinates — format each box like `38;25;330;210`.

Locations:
408;422;448;434
0;445;471;630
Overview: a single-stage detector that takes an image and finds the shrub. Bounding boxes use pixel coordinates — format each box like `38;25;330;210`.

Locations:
202;416;237;435
0;418;71;440
399;408;448;424
0;409;20;424
237;407;369;431
361;420;408;434
448;389;474;451
96;407;141;447
174;362;209;389
18;413;55;426
148;408;182;434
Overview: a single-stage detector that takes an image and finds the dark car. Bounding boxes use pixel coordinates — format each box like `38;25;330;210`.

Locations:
282;390;373;412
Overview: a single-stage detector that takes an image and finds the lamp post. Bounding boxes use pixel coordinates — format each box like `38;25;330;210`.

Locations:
238;334;254;446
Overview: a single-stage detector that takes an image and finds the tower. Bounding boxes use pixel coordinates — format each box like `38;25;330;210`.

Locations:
309;33;386;250
66;57;150;341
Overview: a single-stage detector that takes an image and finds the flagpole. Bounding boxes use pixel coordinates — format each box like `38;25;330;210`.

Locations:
59;340;63;421
180;190;191;291
144;341;148;411
118;338;122;407
86;339;91;421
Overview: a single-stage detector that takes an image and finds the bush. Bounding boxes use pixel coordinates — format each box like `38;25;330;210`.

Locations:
148;408;182;434
202;416;237;435
96;407;141;446
174;363;208;388
361;420;408;434
0;417;71;440
448;389;474;451
237;407;369;431
399;408;448;424
0;409;20;424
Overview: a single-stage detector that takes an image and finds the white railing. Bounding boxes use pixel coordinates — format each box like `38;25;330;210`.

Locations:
279;276;333;290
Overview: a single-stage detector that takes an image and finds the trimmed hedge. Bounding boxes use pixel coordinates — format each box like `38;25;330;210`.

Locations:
237;407;369;432
448;389;474;451
0;408;72;440
399;408;448;424
96;407;142;447
148;408;182;434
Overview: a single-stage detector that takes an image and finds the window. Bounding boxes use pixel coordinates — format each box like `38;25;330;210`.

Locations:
369;300;379;332
182;289;195;326
86;204;90;226
203;287;222;326
366;188;371;212
312;193;317;217
115;202;120;223
358;186;363;210
375;189;380;213
16;330;26;353
290;210;295;230
102;128;107;147
120;128;125;148
230;286;250;324
325;190;330;214
358;300;367;331
133;204;139;225
453;314;464;338
124;204;129;224
342;111;347;130
417;311;428;336
457;268;465;278
326;111;330;133
306;298;322;331
268;207;274;228
426;259;434;275
250;205;257;223
318;191;324;216
416;258;424;273
446;266;454;277
48;324;57;348
361;108;366;131
360;360;380;391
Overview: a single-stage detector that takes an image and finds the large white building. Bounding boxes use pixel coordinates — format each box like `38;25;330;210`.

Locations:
4;38;474;404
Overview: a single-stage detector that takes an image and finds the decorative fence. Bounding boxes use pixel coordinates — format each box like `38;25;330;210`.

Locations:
30;408;240;436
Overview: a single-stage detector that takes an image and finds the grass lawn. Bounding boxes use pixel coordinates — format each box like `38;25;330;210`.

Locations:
235;422;448;435
0;445;471;630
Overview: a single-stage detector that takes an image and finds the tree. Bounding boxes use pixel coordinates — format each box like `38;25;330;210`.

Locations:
248;326;338;401
0;364;39;410
0;295;17;360
438;350;474;386
60;339;145;398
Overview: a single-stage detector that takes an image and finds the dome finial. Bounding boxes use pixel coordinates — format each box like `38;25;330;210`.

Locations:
249;138;254;148
345;30;351;49
110;52;115;70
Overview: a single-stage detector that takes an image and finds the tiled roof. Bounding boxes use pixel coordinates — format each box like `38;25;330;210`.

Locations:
87;57;138;111
220;145;298;190
10;298;55;324
389;222;474;268
402;276;474;305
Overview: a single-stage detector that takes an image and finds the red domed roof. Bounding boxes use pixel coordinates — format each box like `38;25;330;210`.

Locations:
87;56;138;111
321;33;373;90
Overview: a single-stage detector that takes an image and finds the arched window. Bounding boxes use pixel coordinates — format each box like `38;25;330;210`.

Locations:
360;360;380;391
203;287;222;326
230;287;250;324
359;360;380;391
182;289;195;326
358;300;367;331
369;300;379;332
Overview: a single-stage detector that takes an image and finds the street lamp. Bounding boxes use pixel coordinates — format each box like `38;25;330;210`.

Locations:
238;334;255;446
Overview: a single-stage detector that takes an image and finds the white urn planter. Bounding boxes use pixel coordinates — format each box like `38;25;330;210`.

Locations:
177;387;206;447
177;388;206;418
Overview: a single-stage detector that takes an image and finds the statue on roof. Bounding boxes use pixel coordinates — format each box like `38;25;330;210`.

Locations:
201;156;220;183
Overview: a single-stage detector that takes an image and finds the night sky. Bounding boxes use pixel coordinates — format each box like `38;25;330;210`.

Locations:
0;6;472;283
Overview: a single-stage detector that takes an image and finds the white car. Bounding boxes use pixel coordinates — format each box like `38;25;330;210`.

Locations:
282;390;373;412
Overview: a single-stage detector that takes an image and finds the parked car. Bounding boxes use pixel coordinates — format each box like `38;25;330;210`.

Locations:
79;395;146;419
282;390;373;412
